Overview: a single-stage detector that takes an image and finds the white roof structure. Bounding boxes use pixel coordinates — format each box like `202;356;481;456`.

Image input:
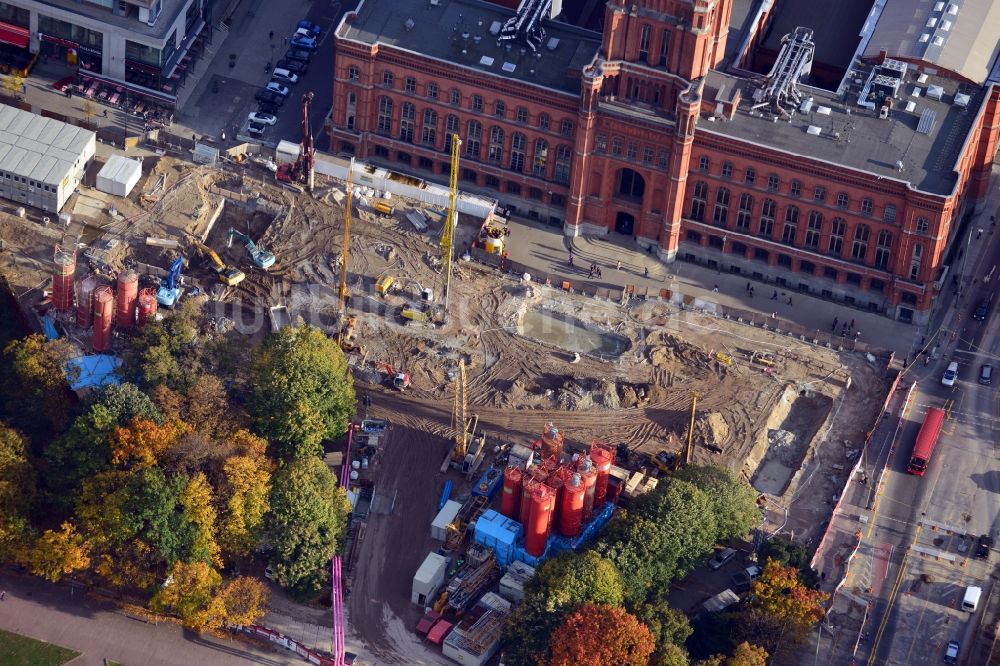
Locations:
0;105;94;187
863;0;1000;84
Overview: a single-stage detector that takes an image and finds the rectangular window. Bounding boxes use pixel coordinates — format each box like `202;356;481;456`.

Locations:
643;147;654;164
916;216;929;233
883;204;897;223
829;219;845;255
404;77;416;93
658;151;668;169
813;186;825;202
560;119;573;137
639;24;651;61
767;174;779;191
721;162;733;179
659;28;670;67
450;89;460;105
627;143;637;160
790;180;801;197
517;107;528;123
612;137;623;156
699;156;710;172
427;83;438;99
596;134;607;153
745;168;755;185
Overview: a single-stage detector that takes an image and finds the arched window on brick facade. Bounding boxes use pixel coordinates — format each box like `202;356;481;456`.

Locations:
639;24;651;61
421;109;437;147
487;126;504;164
713;187;729;226
805;211;822;248
444;115;459;152
466;120;482;159
874;230;892;269
852;224;870;261
510;133;526;172
781;205;799;244
690;181;707;222
399;103;415;142
554;145;571;184
909;242;922;280
759;198;776;237
533;139;548;177
376;96;393;136
829;218;845;255
736;193;752;230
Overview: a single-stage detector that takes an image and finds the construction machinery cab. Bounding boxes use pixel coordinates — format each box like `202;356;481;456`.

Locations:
156;256;185;307
340;314;359;352
392;372;411;390
375;275;395;297
653;450;680;473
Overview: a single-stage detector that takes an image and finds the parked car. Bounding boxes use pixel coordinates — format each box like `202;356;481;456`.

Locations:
255;89;286;107
289;34;318;51
276;58;307;74
981;364;994;386
977;534;994;558
257;101;280;116
708;547;737;570
248;111;277;125
265;82;290;97
941;361;959;387
284;48;312;63
271;68;299;85
730;565;762;590
973;299;990;321
247;123;266;138
297;19;321;37
943;639;960;664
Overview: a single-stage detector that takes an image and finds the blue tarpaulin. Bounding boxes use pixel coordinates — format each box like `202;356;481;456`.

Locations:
42;314;59;340
64;354;122;391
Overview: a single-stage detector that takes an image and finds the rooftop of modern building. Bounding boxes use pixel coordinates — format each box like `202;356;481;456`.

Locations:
0;104;94;186
862;0;1000;85
36;0;194;42
336;0;602;96
759;0;873;72
701;64;985;197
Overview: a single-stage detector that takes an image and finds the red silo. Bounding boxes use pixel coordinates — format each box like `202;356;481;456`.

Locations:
500;465;523;520
52;245;76;311
546;468;565;530
136;288;158;326
519;477;538;527
92;286;114;352
525;484;553;557
578;456;598;521
559;473;586;537
116;270;139;328
539;422;564;461
75;275;97;328
590;443;614;505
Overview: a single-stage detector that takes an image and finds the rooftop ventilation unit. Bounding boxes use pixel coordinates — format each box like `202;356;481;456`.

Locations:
911;87;923;97
799;97;814;113
501;62;516;73
878;59;907;79
904;100;917;112
918;33;930;43
816;106;831;115
933;36;945;46
479;56;495;66
546;37;560;51
940;20;952;31
934;1;944;10
405;18;415;30
872;74;901;99
926;17;938;27
925;85;944;100
947;3;958;14
806;125;822;135
750;26;815;119
489;21;502;35
953;92;970;107
430;0;440;5
916;108;937;134
917;73;928;83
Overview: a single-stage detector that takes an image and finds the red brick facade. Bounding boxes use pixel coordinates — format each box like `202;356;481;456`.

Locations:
330;0;1000;323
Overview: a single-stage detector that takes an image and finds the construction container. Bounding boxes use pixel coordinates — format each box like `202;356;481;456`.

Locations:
412;552;448;606
75;275;97;328
590;443;614;505
499;465;523;520
442;598;508;666
426;619;453;645
136;288;157;326
473;509;521;567
91;285;114;352
472;467;504;500
498;561;536;604
95;155;142;196
115;270;138;328
559;472;586;537
525;484;554;557
52;245;76;311
431;500;462;541
372;199;395;216
578;456;598;521
508;443;535;469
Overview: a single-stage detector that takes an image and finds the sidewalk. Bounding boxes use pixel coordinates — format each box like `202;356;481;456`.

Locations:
501;218;921;357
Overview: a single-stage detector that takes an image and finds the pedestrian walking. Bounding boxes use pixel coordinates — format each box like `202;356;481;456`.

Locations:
749;287;754;297
103;109;108;117
771;290;778;300
849;319;855;329
269;30;274;41
0;590;5;600
616;260;622;270
712;284;719;293
787;296;792;305
746;281;751;292
855;330;861;339
588;269;594;279
645;267;649;278
832;317;838;331
771;312;777;319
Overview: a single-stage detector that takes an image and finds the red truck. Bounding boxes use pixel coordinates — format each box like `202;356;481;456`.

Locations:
906;407;946;475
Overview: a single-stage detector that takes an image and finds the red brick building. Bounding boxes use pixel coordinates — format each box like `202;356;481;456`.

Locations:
330;0;1000;324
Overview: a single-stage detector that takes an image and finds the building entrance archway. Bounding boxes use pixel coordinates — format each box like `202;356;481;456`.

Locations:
615;211;635;235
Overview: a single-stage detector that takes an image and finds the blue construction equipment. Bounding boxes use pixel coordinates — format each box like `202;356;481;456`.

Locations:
156;256;184;307
227;228;275;269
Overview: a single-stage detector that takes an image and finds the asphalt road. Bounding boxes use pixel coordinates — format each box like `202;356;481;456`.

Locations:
856;217;1000;666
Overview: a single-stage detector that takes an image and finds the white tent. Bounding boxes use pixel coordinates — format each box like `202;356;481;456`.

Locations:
95;155;142;196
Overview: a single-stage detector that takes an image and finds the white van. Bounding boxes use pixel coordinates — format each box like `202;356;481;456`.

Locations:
942;361;959;387
962;585;981;612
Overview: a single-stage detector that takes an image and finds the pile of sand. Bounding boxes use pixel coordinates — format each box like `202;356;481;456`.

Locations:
694;411;730;448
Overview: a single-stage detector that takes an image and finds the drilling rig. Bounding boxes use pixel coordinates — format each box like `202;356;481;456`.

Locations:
444;359;485;476
276;91;315;192
440;132;460;320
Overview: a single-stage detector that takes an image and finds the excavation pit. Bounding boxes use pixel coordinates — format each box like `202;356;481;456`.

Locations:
518;309;630;359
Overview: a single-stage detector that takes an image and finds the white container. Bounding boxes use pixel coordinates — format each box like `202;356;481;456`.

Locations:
412;552;448;605
431;500;462;541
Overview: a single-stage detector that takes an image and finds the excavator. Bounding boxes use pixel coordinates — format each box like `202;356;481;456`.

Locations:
375;361;411;391
190;238;245;286
339;314;359;352
227;228;275;269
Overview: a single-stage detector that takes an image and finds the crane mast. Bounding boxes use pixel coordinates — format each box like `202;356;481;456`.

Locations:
301;91;315;192
452;359;468;461
441;133;461;320
339;159;354;313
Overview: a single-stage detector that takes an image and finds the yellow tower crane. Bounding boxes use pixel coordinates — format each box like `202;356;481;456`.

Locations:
338;158;354;314
451;358;469;463
685;392;699;466
441;133;461;320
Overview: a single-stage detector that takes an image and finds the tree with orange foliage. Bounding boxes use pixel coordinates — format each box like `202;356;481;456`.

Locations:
210;576;270;627
29;521;91;582
547;603;655;666
110;417;186;469
736;559;827;653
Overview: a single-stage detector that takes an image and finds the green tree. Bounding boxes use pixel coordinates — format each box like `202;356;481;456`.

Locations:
97;382;163;424
652;643;690;666
2;334;72;443
674;465;761;540
547;603;655;666
503;551;624;666
250;325;356;459
124;467;198;568
181;472;220;566
757;536;819;588
150;560;222;628
120;298;205;391
0;423;36;563
263;457;349;596
633;599;693;655
598;479;717;602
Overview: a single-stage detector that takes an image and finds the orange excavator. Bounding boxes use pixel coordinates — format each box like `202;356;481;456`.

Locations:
376;361;411;391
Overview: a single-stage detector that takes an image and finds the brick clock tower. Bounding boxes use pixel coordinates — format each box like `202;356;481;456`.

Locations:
568;0;731;261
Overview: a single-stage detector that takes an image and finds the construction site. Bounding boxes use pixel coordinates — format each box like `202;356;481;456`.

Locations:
0;94;893;665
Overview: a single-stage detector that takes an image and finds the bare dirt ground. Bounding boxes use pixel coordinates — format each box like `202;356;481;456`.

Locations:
0;155;890;664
